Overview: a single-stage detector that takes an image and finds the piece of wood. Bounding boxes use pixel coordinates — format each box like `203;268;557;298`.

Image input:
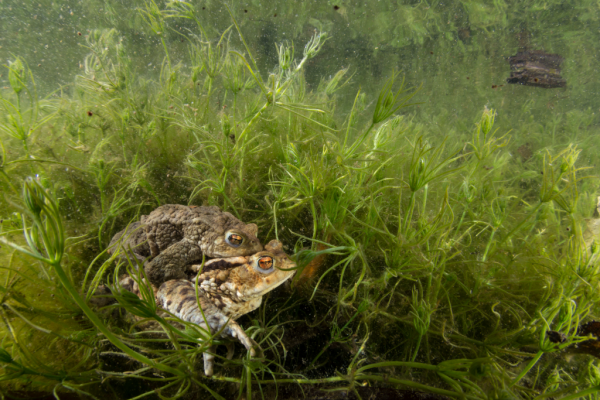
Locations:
507;50;566;88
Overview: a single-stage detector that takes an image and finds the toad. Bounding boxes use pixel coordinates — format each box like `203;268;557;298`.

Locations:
108;205;263;286
157;239;296;376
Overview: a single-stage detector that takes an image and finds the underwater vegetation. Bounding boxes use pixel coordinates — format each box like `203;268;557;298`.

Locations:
1;0;600;399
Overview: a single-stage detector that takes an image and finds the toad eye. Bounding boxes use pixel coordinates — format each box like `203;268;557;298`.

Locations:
254;256;275;274
258;256;274;270
225;231;244;247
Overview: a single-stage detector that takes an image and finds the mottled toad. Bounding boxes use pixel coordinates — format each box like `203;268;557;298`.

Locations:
108;205;263;286
157;239;296;376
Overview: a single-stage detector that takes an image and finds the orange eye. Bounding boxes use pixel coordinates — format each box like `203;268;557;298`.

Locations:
226;233;244;247
258;256;273;270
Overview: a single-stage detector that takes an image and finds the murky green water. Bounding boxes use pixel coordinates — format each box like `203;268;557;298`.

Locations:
3;1;598;126
1;1;600;399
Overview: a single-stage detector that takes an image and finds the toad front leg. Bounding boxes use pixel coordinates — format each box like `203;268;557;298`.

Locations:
144;240;202;286
202;321;260;376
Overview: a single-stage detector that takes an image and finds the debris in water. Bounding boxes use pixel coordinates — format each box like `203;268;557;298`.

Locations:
506;50;566;88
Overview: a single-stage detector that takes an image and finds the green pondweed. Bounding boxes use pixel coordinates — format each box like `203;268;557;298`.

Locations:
139;0;171;68
190;27;231;118
466;107;510;163
509;292;590;389
341;72;419;163
78;28;128;94
223;51;255;97
1;57;56;155
318;67;353;98
401;136;461;238
3;3;600;397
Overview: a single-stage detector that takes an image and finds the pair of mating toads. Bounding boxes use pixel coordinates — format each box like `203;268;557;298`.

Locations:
106;204;296;376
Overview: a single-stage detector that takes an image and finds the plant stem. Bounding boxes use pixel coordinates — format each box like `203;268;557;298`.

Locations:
499;202;542;247
346;122;375;159
246;362;252;400
455;209;467;235
481;228;497;262
411;334;423;362
203;76;213;122
402;191;417;237
238;101;269;185
509;351;543;387
0;169;19;195
160;36;171;69
238;102;268;143
310;199;318;241
558;384;600;400
232;92;237;136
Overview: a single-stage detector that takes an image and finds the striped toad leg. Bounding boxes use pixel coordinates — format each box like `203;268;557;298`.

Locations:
157;280;223;333
157;280;261;376
225;342;235;360
225;321;259;357
203;345;217;376
156;280;225;376
201;323;258;376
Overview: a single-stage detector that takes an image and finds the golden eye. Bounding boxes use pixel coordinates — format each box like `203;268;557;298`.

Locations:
258;256;273;270
226;232;244;247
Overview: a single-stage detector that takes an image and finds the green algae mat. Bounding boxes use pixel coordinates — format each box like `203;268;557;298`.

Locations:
1;1;600;399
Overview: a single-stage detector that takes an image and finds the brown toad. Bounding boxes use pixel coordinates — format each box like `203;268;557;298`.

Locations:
156;239;296;376
108;204;263;286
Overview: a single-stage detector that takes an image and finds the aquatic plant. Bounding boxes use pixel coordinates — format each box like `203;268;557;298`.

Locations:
1;1;600;399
